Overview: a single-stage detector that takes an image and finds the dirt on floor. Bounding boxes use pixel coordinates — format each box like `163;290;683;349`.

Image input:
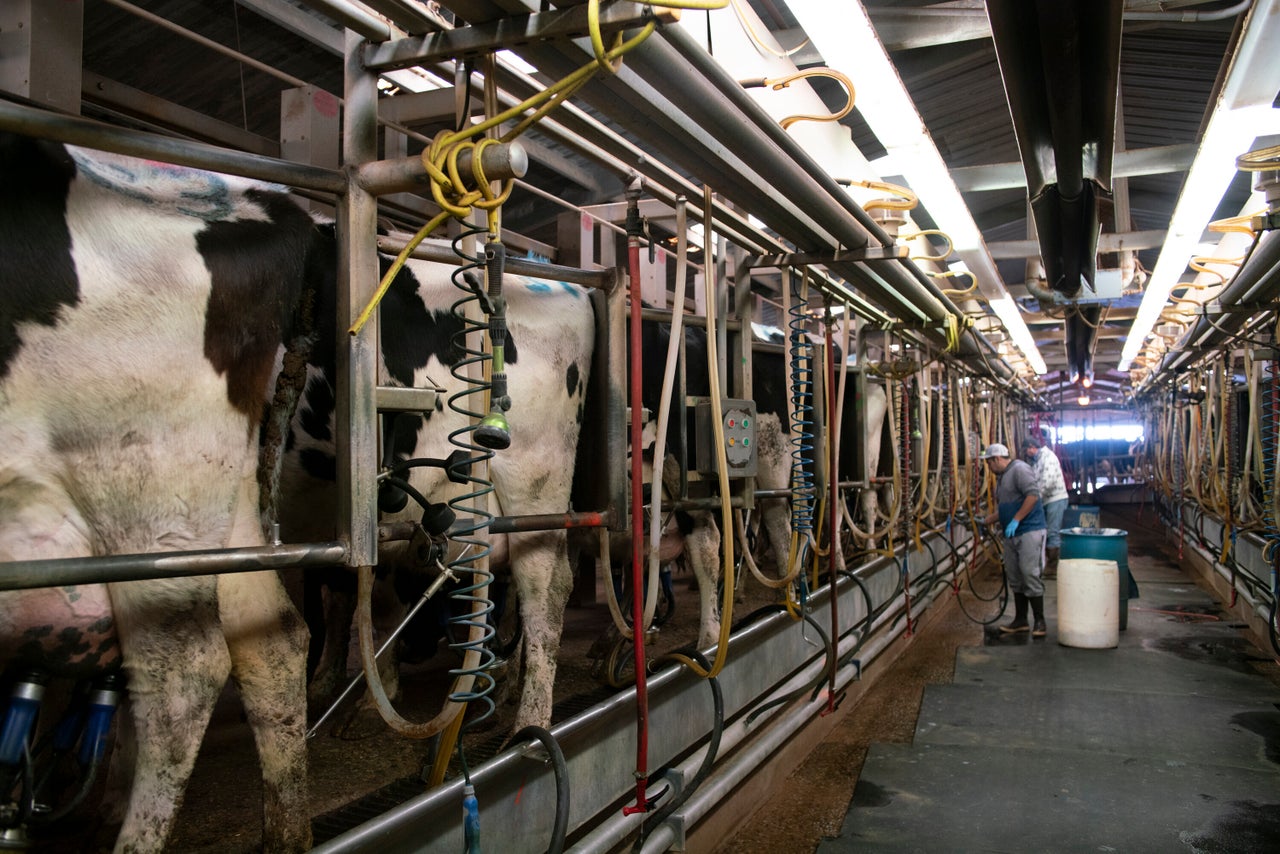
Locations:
713;584;989;853
29;556;785;852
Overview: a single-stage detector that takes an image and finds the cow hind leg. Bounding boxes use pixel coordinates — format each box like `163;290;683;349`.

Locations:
219;571;312;853
306;569;356;716
509;531;572;734
685;516;722;651
107;577;231;853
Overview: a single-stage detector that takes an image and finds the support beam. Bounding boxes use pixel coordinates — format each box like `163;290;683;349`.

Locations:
951;143;1197;192
988;229;1167;259
0;0;83;114
82;73;279;156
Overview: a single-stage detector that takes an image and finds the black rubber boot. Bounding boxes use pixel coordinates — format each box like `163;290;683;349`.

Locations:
1044;546;1060;579
1030;596;1047;637
1000;593;1030;634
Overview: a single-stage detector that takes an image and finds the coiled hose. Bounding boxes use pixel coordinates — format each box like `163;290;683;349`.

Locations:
443;226;501;740
1265;358;1280;653
786;269;816;611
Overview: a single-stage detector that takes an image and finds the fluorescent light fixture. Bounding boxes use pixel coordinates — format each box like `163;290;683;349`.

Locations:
1120;0;1280;371
497;50;536;75
786;0;1045;375
1120;106;1278;369
989;297;1049;375
379;68;443;93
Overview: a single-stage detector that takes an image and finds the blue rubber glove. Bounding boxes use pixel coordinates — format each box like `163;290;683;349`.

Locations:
1004;519;1019;538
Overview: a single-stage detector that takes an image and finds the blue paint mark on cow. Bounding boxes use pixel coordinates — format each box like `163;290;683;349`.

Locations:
68;150;248;222
525;281;553;293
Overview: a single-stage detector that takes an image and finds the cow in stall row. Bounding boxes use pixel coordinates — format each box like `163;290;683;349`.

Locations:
0;132;594;850
0;134;312;851
632;320;890;649
281;251;594;736
0;130;891;849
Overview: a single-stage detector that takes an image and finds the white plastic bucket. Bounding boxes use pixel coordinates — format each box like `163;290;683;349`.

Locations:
1057;558;1119;649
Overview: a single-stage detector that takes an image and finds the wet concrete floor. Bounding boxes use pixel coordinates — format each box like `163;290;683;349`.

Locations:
722;503;1280;854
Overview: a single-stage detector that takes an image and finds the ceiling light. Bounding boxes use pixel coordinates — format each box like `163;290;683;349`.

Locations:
1078;394;1090;407
988;298;1049;374
784;0;1046;376
379;68;444;93
1120;0;1280;371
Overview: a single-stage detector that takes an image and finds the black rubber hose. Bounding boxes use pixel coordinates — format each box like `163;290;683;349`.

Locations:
635;650;723;849
744;614;834;726
27;753;105;825
954;542;1009;626
1268;597;1279;656
910;538;940;598
837;569;875;639
510;725;570;854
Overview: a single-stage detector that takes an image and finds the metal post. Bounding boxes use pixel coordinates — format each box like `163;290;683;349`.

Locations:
338;30;380;569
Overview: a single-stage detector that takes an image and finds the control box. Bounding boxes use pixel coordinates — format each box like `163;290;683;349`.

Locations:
693;398;757;478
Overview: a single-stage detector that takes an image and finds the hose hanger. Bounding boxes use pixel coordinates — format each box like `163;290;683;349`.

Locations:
739;68;855;130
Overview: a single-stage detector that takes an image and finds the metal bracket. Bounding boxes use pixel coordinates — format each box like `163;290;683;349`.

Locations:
1250;210;1280;232
364;2;679;70
375;385;441;413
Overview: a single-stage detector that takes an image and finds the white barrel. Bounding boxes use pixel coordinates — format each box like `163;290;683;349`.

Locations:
1057;558;1120;649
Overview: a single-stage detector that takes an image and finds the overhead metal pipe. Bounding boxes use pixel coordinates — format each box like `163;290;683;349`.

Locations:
508;27;1009;380
1156;229;1280;378
295;0;396;42
0;98;346;193
0;542;347;591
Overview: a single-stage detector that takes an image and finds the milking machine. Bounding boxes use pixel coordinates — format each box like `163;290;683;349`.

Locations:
0;669;124;848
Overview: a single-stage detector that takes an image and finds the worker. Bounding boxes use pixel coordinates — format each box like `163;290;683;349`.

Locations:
1023;435;1068;578
980;443;1047;637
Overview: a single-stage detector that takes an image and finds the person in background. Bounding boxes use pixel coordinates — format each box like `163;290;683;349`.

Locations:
980;443;1048;637
1024;434;1068;578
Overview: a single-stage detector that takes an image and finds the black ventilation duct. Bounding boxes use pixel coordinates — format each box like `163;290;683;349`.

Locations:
987;0;1124;384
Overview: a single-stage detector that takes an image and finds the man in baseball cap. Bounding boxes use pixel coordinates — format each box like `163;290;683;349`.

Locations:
980;441;1048;636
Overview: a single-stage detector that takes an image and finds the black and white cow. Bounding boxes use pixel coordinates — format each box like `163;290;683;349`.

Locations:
634;320;791;647
279;248;594;735
0;135;309;850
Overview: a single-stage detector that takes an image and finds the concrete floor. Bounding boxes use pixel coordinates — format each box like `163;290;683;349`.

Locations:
722;504;1280;854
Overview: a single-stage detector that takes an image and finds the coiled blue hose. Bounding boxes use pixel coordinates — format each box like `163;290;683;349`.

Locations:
443;225;500;742
1263;360;1279;652
788;270;815;597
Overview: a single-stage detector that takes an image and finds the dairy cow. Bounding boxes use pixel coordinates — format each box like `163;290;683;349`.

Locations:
0;135;309;851
631;321;792;648
281;252;594;736
632;322;891;647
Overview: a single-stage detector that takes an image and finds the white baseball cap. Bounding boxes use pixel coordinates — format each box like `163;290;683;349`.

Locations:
979;442;1010;459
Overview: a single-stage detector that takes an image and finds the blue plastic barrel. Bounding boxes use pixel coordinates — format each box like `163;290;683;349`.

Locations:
1060;527;1130;630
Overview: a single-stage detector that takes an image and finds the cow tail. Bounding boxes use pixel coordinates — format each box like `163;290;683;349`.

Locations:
259;280;319;533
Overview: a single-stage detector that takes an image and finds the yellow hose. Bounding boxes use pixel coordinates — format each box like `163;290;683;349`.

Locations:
664;184;734;679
